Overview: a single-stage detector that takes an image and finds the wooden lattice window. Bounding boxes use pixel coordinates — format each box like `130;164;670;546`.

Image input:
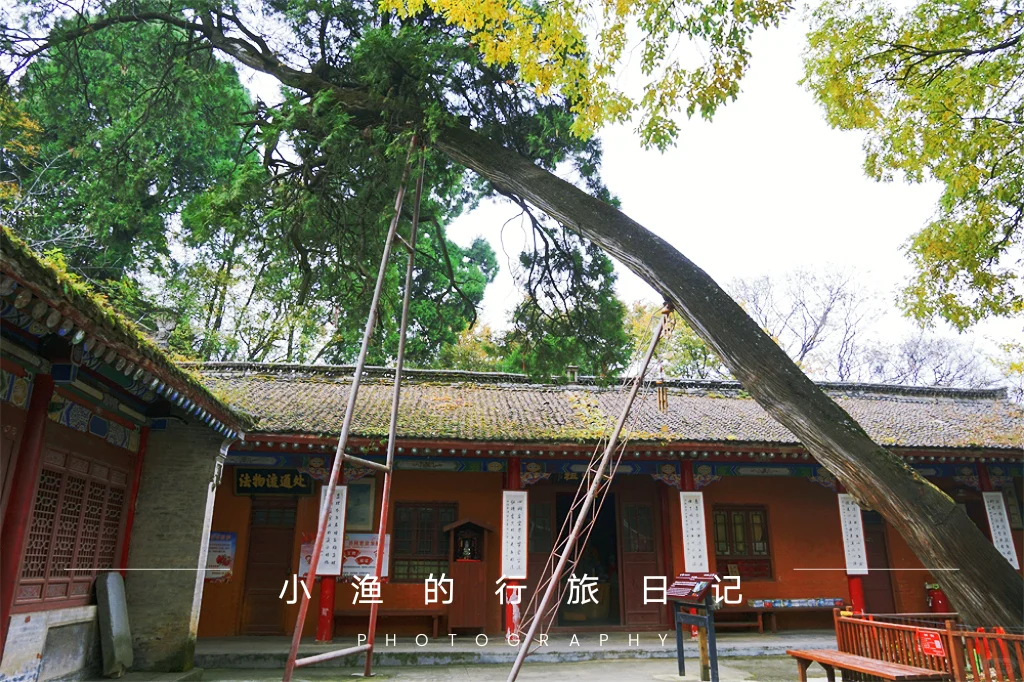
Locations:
622;503;655;553
528;502;552;554
712;506;773;580
391;503;456;582
16;447;130;609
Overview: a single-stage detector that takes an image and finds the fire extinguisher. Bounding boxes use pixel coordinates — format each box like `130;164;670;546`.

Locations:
925;583;952;613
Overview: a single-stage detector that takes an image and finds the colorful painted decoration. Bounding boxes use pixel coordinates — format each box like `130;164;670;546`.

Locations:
46;393;140;452
0;367;32;409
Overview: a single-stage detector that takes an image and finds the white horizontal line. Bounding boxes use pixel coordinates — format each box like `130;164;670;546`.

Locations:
793;568;960;571
65;568;206;572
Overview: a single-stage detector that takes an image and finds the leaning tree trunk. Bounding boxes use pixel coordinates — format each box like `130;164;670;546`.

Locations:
40;13;1021;625
433;124;1024;626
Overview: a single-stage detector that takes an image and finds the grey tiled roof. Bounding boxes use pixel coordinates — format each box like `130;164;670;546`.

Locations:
195;363;1024;450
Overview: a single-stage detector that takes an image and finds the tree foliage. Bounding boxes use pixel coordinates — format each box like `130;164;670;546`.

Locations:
626;301;729;379
1;1;630;365
2;20;253;282
803;0;1023;329
384;0;791;149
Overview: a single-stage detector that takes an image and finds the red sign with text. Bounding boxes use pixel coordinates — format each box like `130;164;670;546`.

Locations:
918;630;945;658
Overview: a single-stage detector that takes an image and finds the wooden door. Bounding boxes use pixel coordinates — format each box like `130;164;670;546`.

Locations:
449;561;486;630
618;485;665;627
862;511;896;614
526;485;556;625
240;499;297;634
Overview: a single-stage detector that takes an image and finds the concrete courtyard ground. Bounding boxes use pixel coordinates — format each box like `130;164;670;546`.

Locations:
190;656;824;681
193;631;837;668
115;634;840;682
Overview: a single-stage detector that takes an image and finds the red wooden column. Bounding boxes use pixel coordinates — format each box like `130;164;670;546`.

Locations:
978;462;993;492
1;372;54;659
506;456;522;641
836;482;866;613
317;471;340;643
316;575;336;642
119;425;150;577
680;460;699;638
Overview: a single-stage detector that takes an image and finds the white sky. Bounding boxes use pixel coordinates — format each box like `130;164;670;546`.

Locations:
442;13;1021;351
242;10;1020;352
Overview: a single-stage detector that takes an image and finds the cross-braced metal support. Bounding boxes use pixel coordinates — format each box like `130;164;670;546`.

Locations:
505;308;669;682
282;138;422;681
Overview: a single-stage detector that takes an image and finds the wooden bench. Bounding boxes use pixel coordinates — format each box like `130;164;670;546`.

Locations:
335;607;445;638
787;649;951;682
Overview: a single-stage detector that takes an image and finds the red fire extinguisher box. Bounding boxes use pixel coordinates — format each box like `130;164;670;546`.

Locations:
925;583;952;613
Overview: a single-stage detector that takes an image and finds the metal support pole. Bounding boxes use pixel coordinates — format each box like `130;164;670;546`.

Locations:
283;138;416;682
363;153;424;678
506;312;667;682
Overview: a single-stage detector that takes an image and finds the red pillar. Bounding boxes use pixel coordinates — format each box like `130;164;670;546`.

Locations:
847;574;866;614
836;482;866;613
1;373;54;659
680;460;699;637
318;470;345;644
978;462;993;492
316;576;336;642
119;426;150;577
506;457;521;641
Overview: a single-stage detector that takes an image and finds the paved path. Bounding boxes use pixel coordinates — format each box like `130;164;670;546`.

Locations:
195;631;837;668
197;656;825;681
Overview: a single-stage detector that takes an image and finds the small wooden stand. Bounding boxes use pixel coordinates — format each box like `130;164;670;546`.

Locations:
445;519;493;632
668;572;721;682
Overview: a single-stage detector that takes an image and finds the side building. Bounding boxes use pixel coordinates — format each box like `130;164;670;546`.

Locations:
1;228;248;681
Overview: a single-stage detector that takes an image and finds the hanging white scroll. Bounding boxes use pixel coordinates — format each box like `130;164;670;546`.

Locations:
983;491;1020;569
502;491;528;579
318;485;348;575
837;494;868;575
680;492;709;572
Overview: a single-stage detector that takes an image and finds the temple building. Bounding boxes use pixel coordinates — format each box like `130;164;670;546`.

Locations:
2;226;1023;680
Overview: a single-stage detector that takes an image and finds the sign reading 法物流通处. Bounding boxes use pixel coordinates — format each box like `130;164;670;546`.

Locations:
502;490;528;580
318;486;348;576
234;468;314;496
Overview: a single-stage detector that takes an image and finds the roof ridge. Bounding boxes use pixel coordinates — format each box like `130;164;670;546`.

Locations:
187;361;1010;401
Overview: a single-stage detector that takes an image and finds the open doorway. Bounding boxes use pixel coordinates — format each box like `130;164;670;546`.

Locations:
555;492;621;627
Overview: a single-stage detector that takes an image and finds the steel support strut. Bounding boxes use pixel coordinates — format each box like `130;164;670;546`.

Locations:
282;138;417;682
505;309;669;682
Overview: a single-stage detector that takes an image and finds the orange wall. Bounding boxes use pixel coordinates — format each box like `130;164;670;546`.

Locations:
198;468;506;637
668;476;850;628
199;465;251;637
200;467;1024;637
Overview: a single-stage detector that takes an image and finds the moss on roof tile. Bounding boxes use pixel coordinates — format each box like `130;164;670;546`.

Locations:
1;226;249;429
195;363;1024;450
